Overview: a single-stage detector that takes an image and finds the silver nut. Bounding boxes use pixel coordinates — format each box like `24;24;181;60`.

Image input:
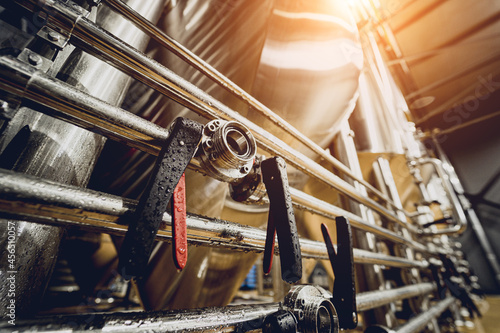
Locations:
28;53;42;66
240;166;249;174
48;31;60;41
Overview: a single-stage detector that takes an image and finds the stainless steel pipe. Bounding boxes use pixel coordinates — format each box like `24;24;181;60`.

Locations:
395;297;455;333
357;283;436;312
0;56;430;251
416;158;467;235
0;283;438;332
0;168;427;269
0;56;169;156
290;188;428;252
101;0;406;215
12;0;412;230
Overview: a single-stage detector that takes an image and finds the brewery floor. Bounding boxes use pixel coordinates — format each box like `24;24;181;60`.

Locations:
472;296;500;333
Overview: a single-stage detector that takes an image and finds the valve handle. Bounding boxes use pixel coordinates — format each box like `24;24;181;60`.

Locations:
261;156;302;284
321;217;358;330
118;117;203;279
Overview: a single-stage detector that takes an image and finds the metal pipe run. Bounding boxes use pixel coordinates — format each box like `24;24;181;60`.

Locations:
289;188;428;253
0;283;438;332
0;56;169;156
0;56;428;246
416;158;467;235
12;0;414;230
356;283;436;312
395;297;455;333
0;303;281;332
0;168;427;269
101;0;406;215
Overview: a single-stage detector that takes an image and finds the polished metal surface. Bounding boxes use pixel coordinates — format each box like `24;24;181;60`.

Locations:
0;56;170;155
0;0;164;316
0;0;487;329
395;297;455;333
356;283;435;312
197;120;256;183
0;282;443;332
416;158;467;235
101;0;396;209
17;0;415;229
0;168;428;269
284;285;338;333
0;55;430;249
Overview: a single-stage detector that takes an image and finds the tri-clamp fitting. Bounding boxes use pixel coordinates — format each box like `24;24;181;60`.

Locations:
197;119;256;183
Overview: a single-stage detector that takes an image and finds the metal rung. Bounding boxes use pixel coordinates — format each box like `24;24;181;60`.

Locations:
0;283;439;332
0;56;430;246
0;168;428;268
12;0;415;230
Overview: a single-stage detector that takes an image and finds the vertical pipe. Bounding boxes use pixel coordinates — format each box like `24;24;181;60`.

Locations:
431;137;500;285
334;123;396;327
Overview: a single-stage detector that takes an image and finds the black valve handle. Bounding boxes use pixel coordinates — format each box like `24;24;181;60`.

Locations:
321;216;357;330
261;156;302;284
118;117;203;279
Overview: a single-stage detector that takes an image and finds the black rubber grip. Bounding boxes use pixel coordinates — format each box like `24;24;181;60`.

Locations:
261;156;302;283
118;117;203;279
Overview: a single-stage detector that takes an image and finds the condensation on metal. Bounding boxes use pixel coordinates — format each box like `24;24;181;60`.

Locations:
0;303;281;332
0;283;444;332
395;297;455;333
12;0;418;230
101;0;408;217
0;169;427;268
0;56;431;252
356;283;436;312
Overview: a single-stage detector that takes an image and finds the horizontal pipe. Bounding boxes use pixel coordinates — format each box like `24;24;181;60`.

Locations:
395;297;455;333
0;303;281;332
0;168;427;269
356;283;436;312
290;188;428;252
102;0;409;216
15;0;412;229
0;56;169;156
0;283;438;332
0;56;429;248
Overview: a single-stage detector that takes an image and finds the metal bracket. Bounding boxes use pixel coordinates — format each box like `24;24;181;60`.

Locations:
321;216;358;330
36;26;70;50
118;117;203;279
261;156;302;284
17;48;53;72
